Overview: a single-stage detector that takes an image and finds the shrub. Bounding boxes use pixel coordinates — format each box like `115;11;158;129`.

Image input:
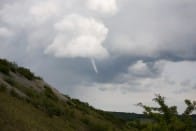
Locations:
136;94;196;130
40;97;64;117
17;67;35;80
71;99;92;114
24;88;39;98
44;85;58;101
0;59;17;75
17;67;42;80
0;64;10;75
0;59;42;80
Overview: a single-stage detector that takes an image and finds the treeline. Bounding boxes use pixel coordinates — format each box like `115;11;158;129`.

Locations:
127;95;196;131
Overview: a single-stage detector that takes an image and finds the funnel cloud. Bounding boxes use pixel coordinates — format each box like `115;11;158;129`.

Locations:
91;58;98;74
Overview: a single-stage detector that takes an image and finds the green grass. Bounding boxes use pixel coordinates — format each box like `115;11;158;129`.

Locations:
0;88;130;131
0;92;73;131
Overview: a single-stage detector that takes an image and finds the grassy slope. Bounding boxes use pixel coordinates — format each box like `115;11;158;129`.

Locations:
0;58;130;131
0;92;73;131
0;89;130;131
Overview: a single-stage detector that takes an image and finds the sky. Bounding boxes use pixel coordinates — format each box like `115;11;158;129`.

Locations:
0;0;196;113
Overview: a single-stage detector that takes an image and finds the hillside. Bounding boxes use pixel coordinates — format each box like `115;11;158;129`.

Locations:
0;58;130;131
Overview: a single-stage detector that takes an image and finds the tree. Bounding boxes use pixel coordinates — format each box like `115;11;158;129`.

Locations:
136;94;196;131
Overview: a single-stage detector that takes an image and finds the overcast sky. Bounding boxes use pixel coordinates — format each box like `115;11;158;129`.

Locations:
0;0;196;113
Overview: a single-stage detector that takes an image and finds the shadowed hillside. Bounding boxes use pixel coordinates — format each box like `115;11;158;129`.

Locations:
0;58;131;131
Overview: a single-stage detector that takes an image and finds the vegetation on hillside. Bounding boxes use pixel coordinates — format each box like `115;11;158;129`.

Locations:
0;58;129;130
0;86;129;131
0;59;41;80
126;95;196;131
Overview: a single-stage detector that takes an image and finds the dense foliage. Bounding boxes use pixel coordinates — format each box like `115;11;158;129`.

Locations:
127;95;196;131
0;59;41;80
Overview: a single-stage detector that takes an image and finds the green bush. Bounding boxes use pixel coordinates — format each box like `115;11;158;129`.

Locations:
44;85;58;101
0;58;42;80
41;98;64;117
17;67;42;80
0;59;17;75
71;99;92;114
17;67;35;80
0;65;10;75
136;94;196;130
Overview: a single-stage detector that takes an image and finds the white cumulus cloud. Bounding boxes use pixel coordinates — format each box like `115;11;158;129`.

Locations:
45;14;109;60
128;60;150;76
